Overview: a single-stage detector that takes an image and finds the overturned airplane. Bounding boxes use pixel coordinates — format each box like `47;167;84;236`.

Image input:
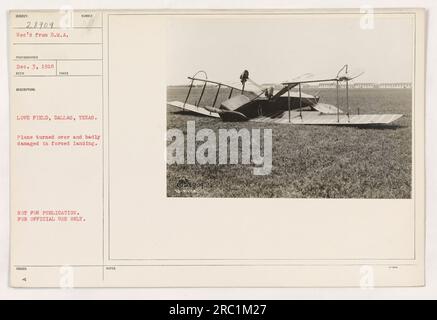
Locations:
168;65;403;126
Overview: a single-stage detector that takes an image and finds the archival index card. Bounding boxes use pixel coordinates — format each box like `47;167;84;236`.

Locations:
9;9;426;287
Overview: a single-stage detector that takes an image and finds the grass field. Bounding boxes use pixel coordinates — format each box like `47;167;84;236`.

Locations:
167;86;412;198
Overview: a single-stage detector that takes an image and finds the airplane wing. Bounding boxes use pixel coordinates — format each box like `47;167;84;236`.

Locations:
251;111;403;125
312;103;343;114
167;101;220;118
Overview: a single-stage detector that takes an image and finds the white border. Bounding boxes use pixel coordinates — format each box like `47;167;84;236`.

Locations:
0;0;435;300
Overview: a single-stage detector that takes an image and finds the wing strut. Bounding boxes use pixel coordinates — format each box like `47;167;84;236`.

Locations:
212;84;222;109
287;85;291;123
336;80;340;123
299;83;303;119
346;68;350;122
184;70;208;109
183;78;194;110
196;82;207;107
285;83;304;122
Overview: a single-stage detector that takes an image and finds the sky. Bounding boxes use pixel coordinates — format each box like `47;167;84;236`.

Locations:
166;13;415;85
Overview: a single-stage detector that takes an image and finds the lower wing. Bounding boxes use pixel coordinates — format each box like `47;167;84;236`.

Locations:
167;101;220;118
252;111;403;125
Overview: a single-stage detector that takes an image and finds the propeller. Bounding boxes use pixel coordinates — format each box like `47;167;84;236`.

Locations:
240;70;249;84
240;70;249;93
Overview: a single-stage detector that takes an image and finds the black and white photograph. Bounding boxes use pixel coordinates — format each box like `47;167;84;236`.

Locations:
166;13;414;199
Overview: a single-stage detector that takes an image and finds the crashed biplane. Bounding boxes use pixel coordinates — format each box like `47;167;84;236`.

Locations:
168;65;403;126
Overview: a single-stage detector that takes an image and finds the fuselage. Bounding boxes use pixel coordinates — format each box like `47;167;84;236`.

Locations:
218;92;319;121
